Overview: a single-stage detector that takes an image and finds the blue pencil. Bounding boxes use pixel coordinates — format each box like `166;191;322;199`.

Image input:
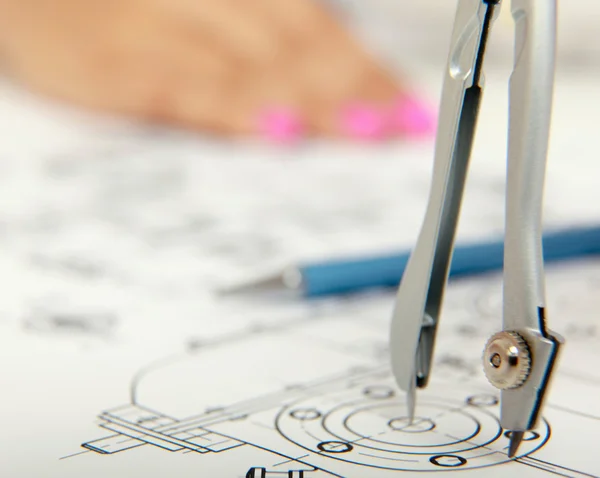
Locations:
222;224;600;298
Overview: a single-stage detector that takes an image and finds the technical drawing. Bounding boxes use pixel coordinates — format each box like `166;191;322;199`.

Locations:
76;316;599;477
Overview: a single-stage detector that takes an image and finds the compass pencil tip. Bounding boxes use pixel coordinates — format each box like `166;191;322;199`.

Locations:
508;431;525;458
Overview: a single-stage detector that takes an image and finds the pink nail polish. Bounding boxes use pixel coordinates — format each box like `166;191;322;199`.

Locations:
341;105;389;141
392;96;437;137
258;108;304;143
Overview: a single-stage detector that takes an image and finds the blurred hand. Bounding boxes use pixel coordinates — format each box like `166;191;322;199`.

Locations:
0;0;405;138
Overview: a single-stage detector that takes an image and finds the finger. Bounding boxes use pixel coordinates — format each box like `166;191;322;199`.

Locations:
292;19;402;105
236;72;319;141
102;13;253;134
111;77;255;136
106;4;233;81
275;47;400;139
237;64;334;138
156;0;281;66
119;62;256;136
248;0;346;43
240;58;394;140
155;0;397;138
36;42;250;137
248;0;404;137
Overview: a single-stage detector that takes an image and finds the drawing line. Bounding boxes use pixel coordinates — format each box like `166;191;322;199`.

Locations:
273;455;310;467
548;403;600;421
522;456;600;478
516;458;596;478
59;450;91;461
357;452;419;463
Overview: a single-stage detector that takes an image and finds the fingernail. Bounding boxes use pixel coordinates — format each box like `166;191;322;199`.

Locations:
257;108;304;143
340;104;389;141
392;96;437;137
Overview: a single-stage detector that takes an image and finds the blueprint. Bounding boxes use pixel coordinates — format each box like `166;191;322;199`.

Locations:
1;63;600;478
62;270;600;478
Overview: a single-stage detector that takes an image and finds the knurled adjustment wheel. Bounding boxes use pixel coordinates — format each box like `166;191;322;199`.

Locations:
482;331;531;390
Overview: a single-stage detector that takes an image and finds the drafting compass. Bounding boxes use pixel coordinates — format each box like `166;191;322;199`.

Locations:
389;0;563;458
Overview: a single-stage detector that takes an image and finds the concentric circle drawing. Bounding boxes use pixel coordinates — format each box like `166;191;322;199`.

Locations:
276;390;550;472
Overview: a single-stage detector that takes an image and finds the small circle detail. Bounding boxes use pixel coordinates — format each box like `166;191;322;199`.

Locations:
317;441;354;454
430;455;468;467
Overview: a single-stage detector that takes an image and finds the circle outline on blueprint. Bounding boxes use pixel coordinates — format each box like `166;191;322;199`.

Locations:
275;391;550;472
338;403;486;450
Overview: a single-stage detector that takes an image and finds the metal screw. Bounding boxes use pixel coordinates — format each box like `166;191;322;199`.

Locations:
482;331;531;390
490;352;502;368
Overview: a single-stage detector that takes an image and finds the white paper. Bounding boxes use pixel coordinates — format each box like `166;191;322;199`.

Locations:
1;68;599;478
